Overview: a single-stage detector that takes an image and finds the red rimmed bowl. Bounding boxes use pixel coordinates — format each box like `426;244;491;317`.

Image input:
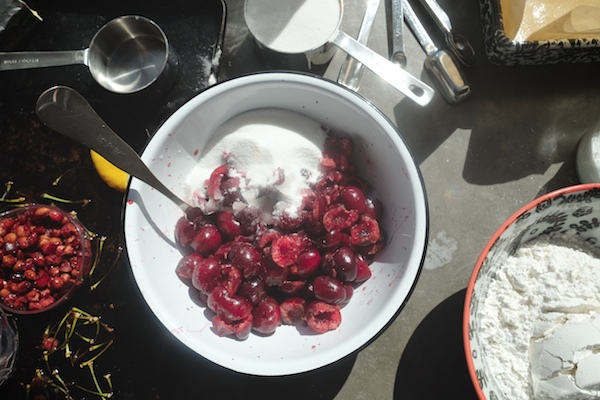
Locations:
464;183;600;399
0;204;92;314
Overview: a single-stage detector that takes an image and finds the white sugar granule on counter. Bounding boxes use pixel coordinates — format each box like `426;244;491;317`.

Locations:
477;236;600;400
186;108;327;219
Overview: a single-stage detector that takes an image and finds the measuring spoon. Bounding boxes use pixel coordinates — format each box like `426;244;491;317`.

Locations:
403;0;470;104
390;0;407;67
0;16;176;94
245;0;434;106
418;0;476;66
337;0;381;90
35;86;201;220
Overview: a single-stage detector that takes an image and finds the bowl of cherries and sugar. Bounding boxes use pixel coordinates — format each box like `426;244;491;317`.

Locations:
123;71;428;376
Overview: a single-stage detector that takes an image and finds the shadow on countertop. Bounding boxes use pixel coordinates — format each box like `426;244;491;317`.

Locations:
393;0;600;193
123;323;357;400
393;289;478;400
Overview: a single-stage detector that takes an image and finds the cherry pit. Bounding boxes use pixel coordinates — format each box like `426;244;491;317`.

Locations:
175;136;386;339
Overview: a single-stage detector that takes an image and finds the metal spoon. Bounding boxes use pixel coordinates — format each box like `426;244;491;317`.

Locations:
418;0;476;66
35;86;201;220
390;0;407;68
337;0;381;90
403;0;470;103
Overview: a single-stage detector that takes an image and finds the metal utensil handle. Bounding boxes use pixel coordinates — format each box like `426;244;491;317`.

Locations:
337;0;381;90
403;0;470;104
332;30;434;106
424;51;470;104
419;0;452;32
390;0;407;67
0;50;87;71
35;86;194;216
403;0;438;55
418;0;476;66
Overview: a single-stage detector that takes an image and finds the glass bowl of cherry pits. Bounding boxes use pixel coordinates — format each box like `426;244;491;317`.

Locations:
0;204;92;315
123;71;429;376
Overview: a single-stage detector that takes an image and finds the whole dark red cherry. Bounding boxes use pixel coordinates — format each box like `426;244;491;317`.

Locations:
251;296;281;335
311;275;347;304
228;242;262;279
191;257;222;294
364;198;384;219
237;278;266;306
190;224;222;257
174;216;196;250
339;185;367;213
292;247;321;278
207;286;253;324
320;230;345;249
333;247;358;282
176;253;203;280
216;211;242;240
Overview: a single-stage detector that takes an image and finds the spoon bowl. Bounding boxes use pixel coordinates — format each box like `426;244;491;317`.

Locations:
35;86;201;220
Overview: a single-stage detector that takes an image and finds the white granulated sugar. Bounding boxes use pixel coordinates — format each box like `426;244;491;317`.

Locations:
245;0;341;53
186;108;327;219
478;236;600;400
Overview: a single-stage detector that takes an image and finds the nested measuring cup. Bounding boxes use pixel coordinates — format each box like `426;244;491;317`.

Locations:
0;15;177;94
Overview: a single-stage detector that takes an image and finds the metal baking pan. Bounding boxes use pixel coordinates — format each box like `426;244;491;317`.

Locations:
0;0;226;149
480;0;600;65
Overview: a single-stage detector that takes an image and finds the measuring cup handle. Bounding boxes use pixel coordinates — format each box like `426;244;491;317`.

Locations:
331;30;434;106
0;50;86;71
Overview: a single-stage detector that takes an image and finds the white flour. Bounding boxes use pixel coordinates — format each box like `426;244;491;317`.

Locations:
186;108;327;220
478;236;600;399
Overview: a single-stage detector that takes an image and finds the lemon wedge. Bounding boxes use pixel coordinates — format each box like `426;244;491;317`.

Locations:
90;150;130;192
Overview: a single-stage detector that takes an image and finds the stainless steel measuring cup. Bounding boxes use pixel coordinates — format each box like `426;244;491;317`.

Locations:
0;15;176;94
244;0;434;107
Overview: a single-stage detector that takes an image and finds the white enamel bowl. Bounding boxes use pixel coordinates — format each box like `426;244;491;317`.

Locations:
123;71;428;376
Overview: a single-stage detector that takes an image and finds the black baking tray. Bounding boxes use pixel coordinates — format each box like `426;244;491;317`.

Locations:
0;0;226;150
0;1;227;399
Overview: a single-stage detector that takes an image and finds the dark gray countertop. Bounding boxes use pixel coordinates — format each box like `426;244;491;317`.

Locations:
220;0;599;398
0;0;597;398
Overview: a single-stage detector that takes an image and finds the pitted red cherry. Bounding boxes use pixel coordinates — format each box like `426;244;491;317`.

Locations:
174;135;386;338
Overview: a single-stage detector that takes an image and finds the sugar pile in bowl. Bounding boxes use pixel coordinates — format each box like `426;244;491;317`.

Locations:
477;234;600;399
185;108;327;220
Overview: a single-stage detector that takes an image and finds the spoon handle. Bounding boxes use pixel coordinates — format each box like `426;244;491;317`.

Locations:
331;30;434;106
337;0;381;90
35;86;197;218
0;50;87;71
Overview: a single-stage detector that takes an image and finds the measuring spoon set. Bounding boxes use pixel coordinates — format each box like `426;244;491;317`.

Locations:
358;0;475;104
246;0;473;105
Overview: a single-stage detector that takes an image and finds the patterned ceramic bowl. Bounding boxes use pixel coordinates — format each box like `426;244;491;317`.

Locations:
464;183;600;399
